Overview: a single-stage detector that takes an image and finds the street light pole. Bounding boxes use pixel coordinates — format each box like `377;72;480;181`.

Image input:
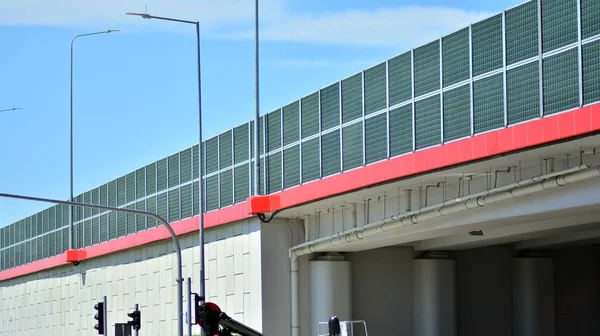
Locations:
0;191;184;336
0;107;22;113
69;29;119;251
254;0;261;196
126;12;204;336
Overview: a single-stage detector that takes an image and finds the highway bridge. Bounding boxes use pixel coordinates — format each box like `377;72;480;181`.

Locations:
2;0;600;335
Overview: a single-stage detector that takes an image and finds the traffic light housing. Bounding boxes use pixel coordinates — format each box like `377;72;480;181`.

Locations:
193;294;204;325
127;308;141;331
94;302;105;334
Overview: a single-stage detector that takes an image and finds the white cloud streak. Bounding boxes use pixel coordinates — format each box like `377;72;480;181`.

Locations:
0;0;494;48
257;6;493;47
266;58;379;69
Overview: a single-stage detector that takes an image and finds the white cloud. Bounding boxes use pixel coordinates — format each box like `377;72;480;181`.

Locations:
0;0;494;48
257;6;493;47
266;58;378;69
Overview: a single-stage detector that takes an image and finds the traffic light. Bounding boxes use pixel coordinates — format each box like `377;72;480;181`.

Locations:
93;301;105;334
127;308;141;331
193;293;204;325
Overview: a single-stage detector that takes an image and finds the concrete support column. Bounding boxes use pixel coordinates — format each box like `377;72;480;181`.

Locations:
513;254;554;336
309;254;352;336
414;252;456;336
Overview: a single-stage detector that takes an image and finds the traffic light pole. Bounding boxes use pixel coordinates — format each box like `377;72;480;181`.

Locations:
134;304;139;336
103;296;108;335
187;278;193;336
0;192;185;336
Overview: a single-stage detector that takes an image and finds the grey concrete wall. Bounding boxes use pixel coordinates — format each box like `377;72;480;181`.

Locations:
349;246;513;336
349;247;414;336
346;245;600;336
553;245;600;336
260;219;293;336
456;246;513;336
0;218;272;336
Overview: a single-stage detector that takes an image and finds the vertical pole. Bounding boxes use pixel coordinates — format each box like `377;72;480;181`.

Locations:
439;37;444;144
195;21;206;336
187;278;193;336
537;0;544;118
361;70;366;166
338;80;343;172
69;39;75;251
253;0;261;196
298;99;303;184
134;303;139;336
385;59;390;159
577;0;583;107
103;295;108;336
469;24;474;136
411;49;416;151
502;10;508;127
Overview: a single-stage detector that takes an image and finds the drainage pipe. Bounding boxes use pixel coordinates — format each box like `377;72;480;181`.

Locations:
304;214;311;242
289;164;594;258
405;189;412;211
291;256;299;336
351;203;357;228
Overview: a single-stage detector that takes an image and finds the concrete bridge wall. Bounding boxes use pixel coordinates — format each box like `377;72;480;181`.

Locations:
0;218;293;336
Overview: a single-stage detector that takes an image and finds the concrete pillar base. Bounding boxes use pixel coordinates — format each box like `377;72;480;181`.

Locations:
414;252;456;336
310;253;352;336
513;252;554;336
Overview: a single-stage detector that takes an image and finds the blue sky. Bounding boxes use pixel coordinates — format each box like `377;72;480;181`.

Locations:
0;0;521;227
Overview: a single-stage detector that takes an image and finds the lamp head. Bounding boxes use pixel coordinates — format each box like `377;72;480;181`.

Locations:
107;29;121;33
126;12;152;19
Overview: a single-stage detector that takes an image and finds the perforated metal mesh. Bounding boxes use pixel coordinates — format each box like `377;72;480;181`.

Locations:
342;123;363;170
321;131;341;177
219;130;233;169
219;170;233;207
414;40;441;96
234;124;249;164
365;63;387;114
302;138;320;183
283;101;300;146
506;1;539;65
415;95;441;150
442;28;470;86
266;110;282;152
267;153;282;194
321;84;340;131
234;164;250;203
583;40;600;105
180;184;193;219
472;14;503;76
156;159;168;192
582;0;600;39
284;146;300;189
507;62;540;125
389;105;413;157
388;52;412;106
542;0;578;53
443;84;471;142
365;113;388;164
301;93;319;137
474;73;504;133
342;73;363;123
542;48;579;115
